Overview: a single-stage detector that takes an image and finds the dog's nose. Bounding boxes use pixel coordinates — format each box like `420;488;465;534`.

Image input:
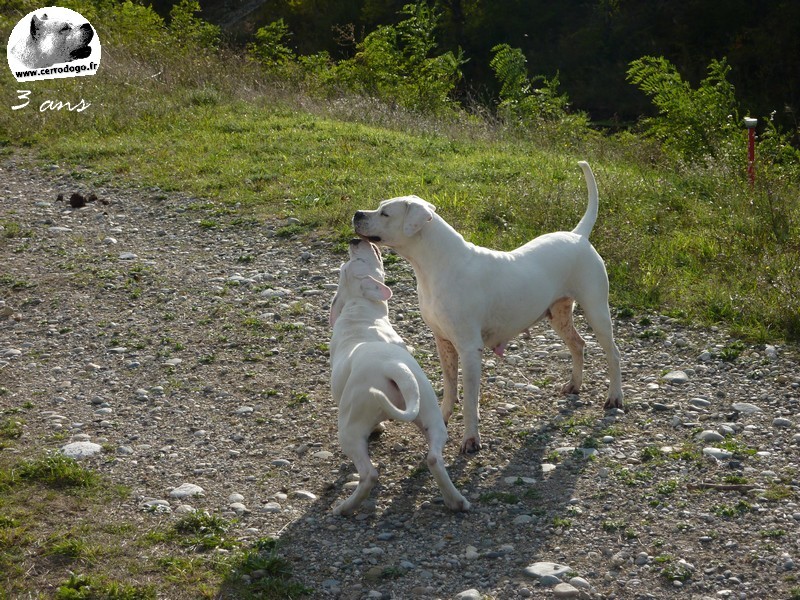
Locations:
353;211;365;222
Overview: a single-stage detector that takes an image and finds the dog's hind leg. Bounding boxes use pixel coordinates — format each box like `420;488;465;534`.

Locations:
547;297;586;395
581;301;623;409
421;421;470;511
435;335;459;424
333;436;379;516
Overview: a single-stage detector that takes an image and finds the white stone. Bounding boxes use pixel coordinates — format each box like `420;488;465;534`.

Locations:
60;441;103;459
524;561;572;579
170;483;204;499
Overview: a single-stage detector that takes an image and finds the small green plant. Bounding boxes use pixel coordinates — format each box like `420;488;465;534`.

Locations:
762;484;794;502
602;519;626;532
719;341;745;362
718;438;757;458
55;572;155;599
761;529;786;538
552;516;572;528
714;500;753;518
640;446;663;462
656;479;678;495
171;511;234;552
0;418;23;447
227;537;311;597
12;453;99;489
478;491;519;504
660;560;693;583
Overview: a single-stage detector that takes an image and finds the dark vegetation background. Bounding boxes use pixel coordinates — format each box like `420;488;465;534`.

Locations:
149;0;799;132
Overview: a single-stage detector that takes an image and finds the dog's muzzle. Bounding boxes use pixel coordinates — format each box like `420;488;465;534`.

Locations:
352;211;382;243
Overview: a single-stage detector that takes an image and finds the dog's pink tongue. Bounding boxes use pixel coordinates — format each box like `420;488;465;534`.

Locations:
493;342;507;357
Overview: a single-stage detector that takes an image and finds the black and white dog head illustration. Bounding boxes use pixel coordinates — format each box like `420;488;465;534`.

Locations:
11;12;94;69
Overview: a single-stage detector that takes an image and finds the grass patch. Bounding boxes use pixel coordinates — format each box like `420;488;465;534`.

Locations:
0;454;305;598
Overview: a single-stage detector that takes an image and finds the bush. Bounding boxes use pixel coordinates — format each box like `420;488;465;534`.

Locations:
626;56;740;164
334;3;465;114
490;43;589;136
249;19;295;69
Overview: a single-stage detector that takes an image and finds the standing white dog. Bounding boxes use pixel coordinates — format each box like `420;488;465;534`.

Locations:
329;238;470;515
353;162;623;454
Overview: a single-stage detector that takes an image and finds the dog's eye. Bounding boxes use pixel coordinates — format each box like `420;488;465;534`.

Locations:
60;25;70;32
380;211;389;218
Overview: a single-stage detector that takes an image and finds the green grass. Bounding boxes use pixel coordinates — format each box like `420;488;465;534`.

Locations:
0;454;307;598
2;59;799;341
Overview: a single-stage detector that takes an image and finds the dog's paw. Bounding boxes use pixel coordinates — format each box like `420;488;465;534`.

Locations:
460;436;482;454
332;503;354;517
445;496;470;512
603;394;624;410
560;382;581;396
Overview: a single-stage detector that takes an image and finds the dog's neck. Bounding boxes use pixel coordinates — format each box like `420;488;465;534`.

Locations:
395;214;471;281
332;299;404;347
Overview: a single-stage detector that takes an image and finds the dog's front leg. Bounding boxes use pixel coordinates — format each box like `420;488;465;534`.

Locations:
458;346;483;454
435;335;459;424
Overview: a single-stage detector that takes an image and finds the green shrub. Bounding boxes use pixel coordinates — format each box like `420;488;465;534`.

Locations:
490;43;588;132
249;19;295;69
334;3;464;113
626;56;739;164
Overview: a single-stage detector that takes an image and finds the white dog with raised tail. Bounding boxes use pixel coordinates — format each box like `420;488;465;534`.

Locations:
353;162;623;454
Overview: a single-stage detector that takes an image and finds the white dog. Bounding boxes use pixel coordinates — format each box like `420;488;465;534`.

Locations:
329;238;470;515
11;12;94;69
353;162;623;454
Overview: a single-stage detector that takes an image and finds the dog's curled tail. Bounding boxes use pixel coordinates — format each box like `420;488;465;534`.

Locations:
572;161;599;238
369;363;421;422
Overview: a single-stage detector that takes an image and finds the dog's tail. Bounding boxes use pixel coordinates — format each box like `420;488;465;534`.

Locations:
369;363;421;422
572;161;599;238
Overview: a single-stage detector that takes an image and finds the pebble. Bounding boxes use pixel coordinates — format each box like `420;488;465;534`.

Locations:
732;402;762;414
169;483;204;499
292;490;317;501
118;252;138;260
696;430;725;442
523;561;572;579
60;441;103;459
773;417;793;428
703;447;733;460
553;582;580;598
662;370;689;384
141;499;171;513
454;590;481;600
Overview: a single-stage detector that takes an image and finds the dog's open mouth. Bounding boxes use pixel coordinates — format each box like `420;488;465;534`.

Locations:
70;45;92;60
358;233;382;243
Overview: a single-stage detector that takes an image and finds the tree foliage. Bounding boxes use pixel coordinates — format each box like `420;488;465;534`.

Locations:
627;56;739;163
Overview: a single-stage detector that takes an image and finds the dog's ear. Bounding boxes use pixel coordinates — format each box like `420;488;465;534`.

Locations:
403;198;436;237
329;292;342;326
361;276;392;302
31;14;44;39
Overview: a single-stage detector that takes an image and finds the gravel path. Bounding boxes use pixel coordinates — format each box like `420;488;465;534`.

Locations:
1;154;799;599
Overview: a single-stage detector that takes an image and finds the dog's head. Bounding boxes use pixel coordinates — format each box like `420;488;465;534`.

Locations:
29;13;94;64
352;196;436;248
329;239;392;326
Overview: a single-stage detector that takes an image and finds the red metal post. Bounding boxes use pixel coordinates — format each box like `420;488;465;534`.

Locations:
744;117;757;187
